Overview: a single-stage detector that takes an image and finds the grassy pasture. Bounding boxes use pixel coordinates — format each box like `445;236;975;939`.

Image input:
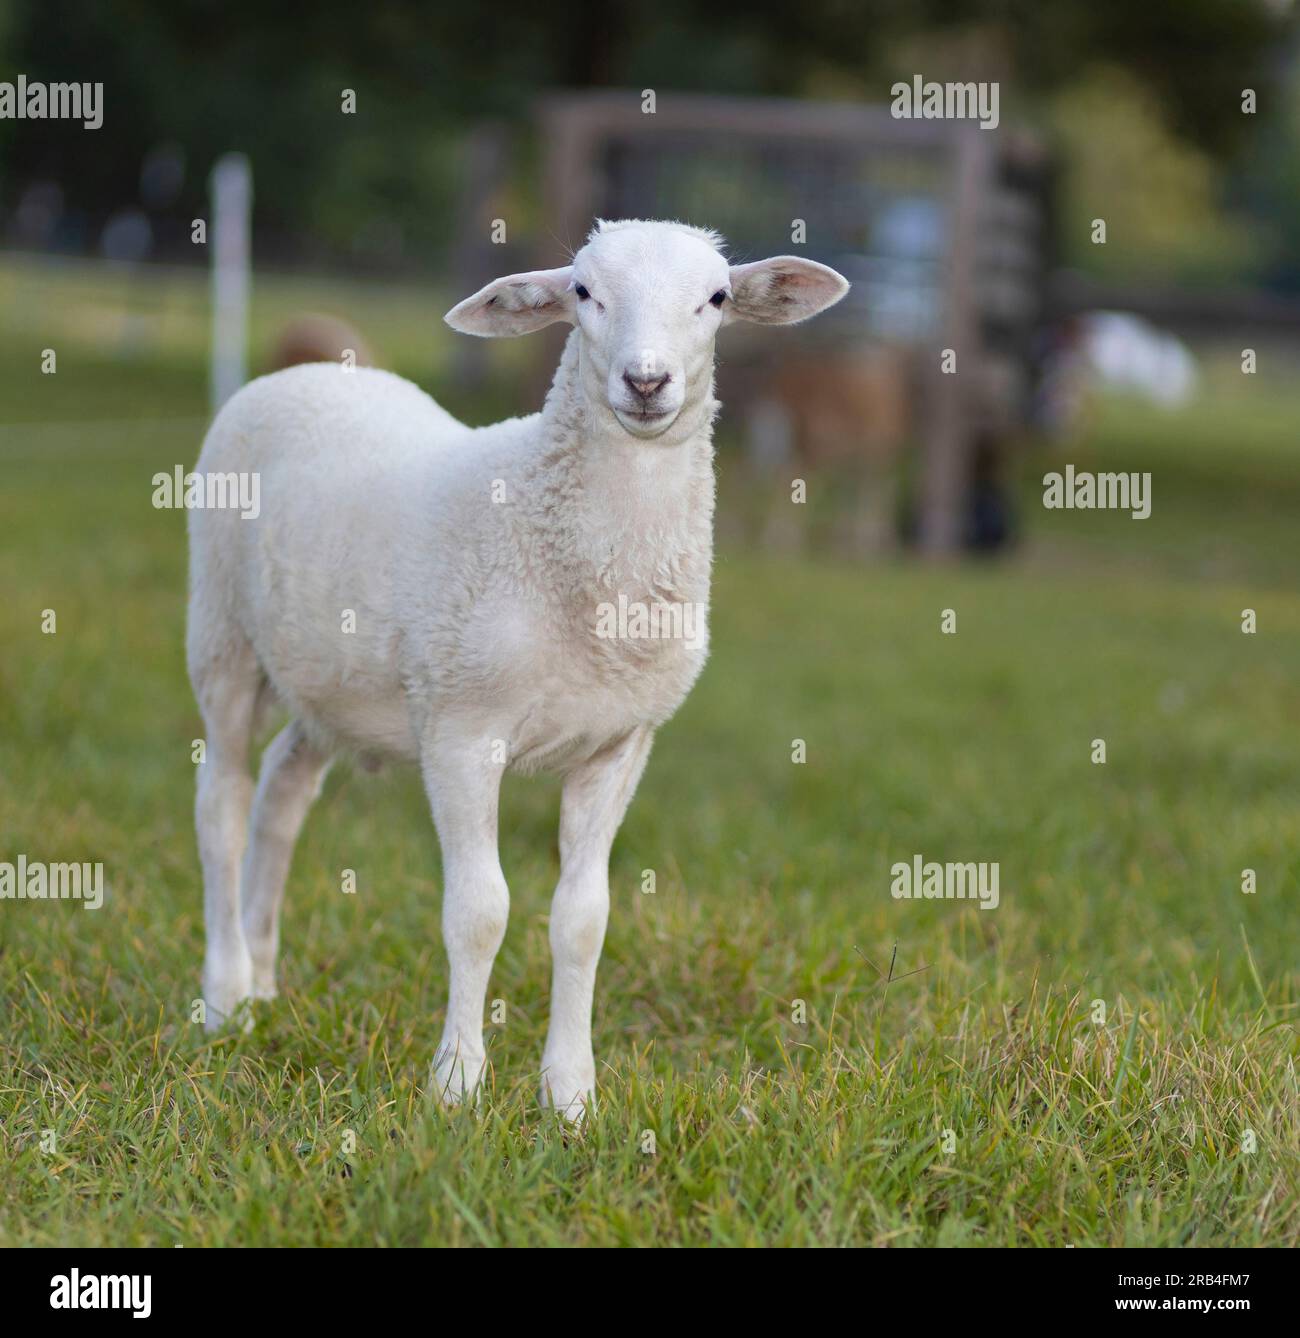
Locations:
1;257;1297;1245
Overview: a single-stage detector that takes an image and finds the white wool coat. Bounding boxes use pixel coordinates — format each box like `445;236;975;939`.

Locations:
187;331;717;774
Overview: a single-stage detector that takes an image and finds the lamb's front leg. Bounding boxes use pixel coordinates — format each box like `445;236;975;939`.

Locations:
542;726;654;1120
421;732;509;1106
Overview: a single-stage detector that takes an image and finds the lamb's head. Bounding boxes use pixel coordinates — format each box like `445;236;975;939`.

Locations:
444;219;849;441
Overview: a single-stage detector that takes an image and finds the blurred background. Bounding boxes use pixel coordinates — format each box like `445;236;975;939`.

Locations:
2;0;1299;573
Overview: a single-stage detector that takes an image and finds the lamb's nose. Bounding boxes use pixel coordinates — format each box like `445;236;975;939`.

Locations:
623;370;670;400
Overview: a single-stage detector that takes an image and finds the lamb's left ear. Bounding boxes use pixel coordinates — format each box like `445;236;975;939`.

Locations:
726;256;849;325
444;266;575;337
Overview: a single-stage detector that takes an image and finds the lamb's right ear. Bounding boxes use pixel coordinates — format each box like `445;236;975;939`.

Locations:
443;266;575;338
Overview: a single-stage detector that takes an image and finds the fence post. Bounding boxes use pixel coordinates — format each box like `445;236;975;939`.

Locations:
919;127;993;557
209;152;253;415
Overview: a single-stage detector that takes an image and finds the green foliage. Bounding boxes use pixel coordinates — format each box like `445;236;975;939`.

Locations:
1047;69;1262;283
1;0;1290;275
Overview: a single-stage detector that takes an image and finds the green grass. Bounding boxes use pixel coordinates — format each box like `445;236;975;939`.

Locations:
1;257;1298;1246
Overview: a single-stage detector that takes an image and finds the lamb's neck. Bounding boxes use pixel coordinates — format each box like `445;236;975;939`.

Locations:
527;331;717;597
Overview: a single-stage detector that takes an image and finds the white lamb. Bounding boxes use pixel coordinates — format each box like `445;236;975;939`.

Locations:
187;219;848;1117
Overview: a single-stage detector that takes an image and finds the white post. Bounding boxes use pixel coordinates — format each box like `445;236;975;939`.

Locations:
209;152;253;414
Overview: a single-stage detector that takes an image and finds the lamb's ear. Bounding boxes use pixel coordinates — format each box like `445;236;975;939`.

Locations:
443;266;575;337
726;257;849;326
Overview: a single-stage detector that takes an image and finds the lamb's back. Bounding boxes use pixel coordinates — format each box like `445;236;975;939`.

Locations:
199;363;464;476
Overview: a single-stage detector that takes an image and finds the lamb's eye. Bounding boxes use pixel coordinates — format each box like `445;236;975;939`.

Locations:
709;290;727;308
574;283;591;301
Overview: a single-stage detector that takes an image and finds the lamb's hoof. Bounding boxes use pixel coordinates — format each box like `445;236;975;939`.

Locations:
202;1003;255;1034
248;959;278;1003
430;1046;488;1109
539;1063;595;1124
201;947;255;1027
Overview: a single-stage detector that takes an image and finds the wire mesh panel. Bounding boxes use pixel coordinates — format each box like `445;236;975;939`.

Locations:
597;127;951;345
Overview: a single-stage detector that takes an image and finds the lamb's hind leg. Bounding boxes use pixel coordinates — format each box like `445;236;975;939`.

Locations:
240;720;333;1000
542;726;654;1120
193;641;260;1030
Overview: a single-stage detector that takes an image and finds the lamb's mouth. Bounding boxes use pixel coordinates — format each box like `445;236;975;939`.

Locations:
615;405;678;437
